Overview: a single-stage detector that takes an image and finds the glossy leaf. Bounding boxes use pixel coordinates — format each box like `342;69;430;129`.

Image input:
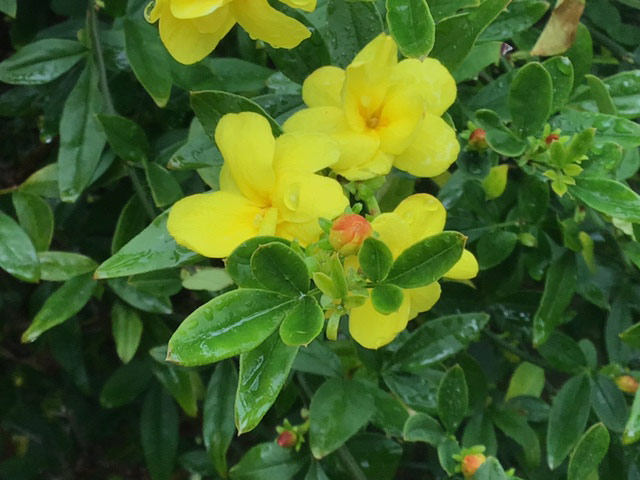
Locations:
387;231;465;288
386;0;435;57
151;358;201;418
12;191;53;251
229;442;305;480
141;387;179;480
403;413;444;445
547;374;592;469
538;331;588;373
38;251;97;281
309;379;375;458
371;284;404;315
437;365;468;433
167;289;295;366
477;230;518;269
226;236;290;288
236;332;298;433
279;295;324;346
293;340;342;377
108;278;172;314
250;242;310;296
586;74;617;115
359;237;393;282
475;109;527;157
22;273;96;343
568;423;610;480
0;39;86;85
591;375;628;433
143;160;183;208
569;177;640;223
491;407;541;467
480;0;550;41
543;56;574;112
551;110;640;149
167;118;222;170
111;302;143;364
203;361;237;477
509;62;553;138
0;210;40;282
564;23;593;84
97;114;150;163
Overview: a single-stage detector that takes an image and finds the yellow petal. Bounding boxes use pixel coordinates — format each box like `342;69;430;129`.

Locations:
408;282;442;319
336;149;393;181
278;0;317;13
273;132;340;174
277;219;323;246
331;130;380;172
232;0;311;49
349;292;411;349
283;106;347;134
170;0;228;19
158;6;234;64
376;87;423;155
393;194;446;242
371;212;412;258
146;0;168;22
215;112;275;205
445;250;479;280
302;66;346;108
273;172;348;223
394;113;460;178
167;191;263;258
392;58;456;116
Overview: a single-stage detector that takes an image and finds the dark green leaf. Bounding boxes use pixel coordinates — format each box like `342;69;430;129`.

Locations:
569;177;640;223
477;230;518;269
38;251;97;281
167;118;222;170
509;62;553;137
437;365;468;432
480;0;550;41
475;109;527;156
141;387;179;480
591;375;628;433
543;56;574;112
551;110;640;149
167;289;295;366
108;277;172;314
403;413;444;445
620;321;640;348
386;0;435;57
624;389;640;445
151;359;201;418
279;295;324;346
12;191;53;252
97;114;150;163
250;242;310;296
293;340;342;377
226;236;291;288
371;283;404;315
568;423;610;480
143;160;183;208
474;458;508;480
538;331;587;373
111;302;143;364
359;237;393;282
491;407;541;467
99;360;152;408
0;210;40;282
229;442;305;480
586;74;617;115
437;436;461;475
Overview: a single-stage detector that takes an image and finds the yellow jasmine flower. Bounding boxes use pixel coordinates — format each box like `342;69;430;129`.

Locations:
348;194;478;349
167;112;348;257
146;0;315;64
283;34;460;181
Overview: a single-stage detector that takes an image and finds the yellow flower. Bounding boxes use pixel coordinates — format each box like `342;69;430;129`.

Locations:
348;194;478;349
283;34;459;181
146;0;314;64
167;112;349;257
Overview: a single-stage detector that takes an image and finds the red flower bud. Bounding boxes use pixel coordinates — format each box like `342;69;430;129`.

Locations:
616;375;639;394
545;133;560;145
468;128;488;150
329;214;373;255
461;453;486;478
277;430;297;448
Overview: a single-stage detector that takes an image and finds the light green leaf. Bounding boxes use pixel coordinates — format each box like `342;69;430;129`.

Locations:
0;210;40;282
181;267;233;291
387;0;435;57
506;362;545;401
551;110;640;149
569;177;640;223
279;295;324;347
475;109;527;157
568;423;610;480
229;442;305;480
624;389;640;445
12;191;53;251
38;251;97;281
371;283;404;315
359;237;393;283
509;62;553;138
437;365;468;432
111;302;143;364
403;413;444;445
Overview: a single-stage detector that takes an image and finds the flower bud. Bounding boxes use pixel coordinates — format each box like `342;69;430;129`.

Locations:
616;375;639;394
329;214;372;255
461;453;486;478
545;133;560;145
277;430;297;448
468;128;488;150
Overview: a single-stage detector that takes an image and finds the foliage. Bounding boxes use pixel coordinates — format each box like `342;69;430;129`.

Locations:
1;0;640;479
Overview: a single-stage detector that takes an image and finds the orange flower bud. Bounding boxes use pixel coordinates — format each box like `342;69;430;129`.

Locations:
616;375;639;394
545;133;560;145
329;214;373;255
461;453;486;478
468;128;488;150
277;430;297;448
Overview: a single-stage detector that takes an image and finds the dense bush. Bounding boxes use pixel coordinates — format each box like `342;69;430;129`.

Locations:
1;0;640;479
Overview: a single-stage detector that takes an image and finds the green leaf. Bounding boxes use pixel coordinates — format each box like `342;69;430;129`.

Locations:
591;375;628;433
19;163;59;198
479;0;550;41
437;365;468;433
538;331;587;373
305;462;330;480
293;340;342;378
191;90;281;140
250;242;310;296
279;295;324;346
509;62;553;138
568;423;610;480
124;17;172;107
12;191;53;251
167;289;295;366
437;436;461;475
359;237;393;282
393;313;489;368
623;389;640;445
0;39;86;85
111;195;148;254
151;358;201;417
532;252;577;347
203;361;237;477
547;374;592;469
387;231;465;288
38;251;97;281
143;160;184;208
57;58;106;202
96;210;199;279
597;70;640;119
386;0;435;57
551;110;640;149
236;332;298;434
477;230;518;269
226;236;291;288
506;362;545;401
569;177;640;223
167;118;222;170
97;114;150;163
141;387;179;480
620;321;640;348
22;273;96;343
111;302;143;364
108;278;172;314
128;270;182;297
99;360;152;408
403;413;444;445
431;0;511;70
0;210;40;282
0;0;16;17
564;23;593;85
229;442;305;480
491;407;541;467
429;0;480;21
181;267;233;291
371;284;404;315
543;56;574;113
309;379;375;458
474;109;527;157
474;458;508;480
453;41;503;83
586;74;617;115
